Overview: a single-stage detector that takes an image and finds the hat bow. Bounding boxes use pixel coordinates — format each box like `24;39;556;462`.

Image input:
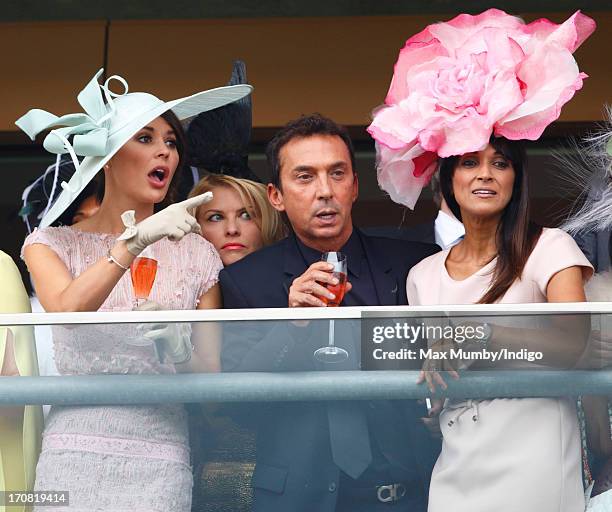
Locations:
16;69;129;195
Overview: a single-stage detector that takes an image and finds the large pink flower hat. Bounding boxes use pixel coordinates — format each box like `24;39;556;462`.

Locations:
368;9;596;209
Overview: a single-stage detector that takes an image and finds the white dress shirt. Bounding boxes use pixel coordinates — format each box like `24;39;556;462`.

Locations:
434;210;465;250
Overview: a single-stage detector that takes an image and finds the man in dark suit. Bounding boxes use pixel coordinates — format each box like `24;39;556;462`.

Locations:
570;175;611;274
364;172;464;249
220;114;440;511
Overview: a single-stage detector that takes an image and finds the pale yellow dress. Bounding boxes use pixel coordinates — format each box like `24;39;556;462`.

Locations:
0;251;43;512
407;228;593;512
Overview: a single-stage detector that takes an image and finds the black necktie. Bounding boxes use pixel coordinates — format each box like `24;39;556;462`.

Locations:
366;401;415;472
328;402;372;479
325;319;373;479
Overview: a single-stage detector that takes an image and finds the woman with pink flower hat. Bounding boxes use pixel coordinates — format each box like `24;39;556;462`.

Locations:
369;9;596;512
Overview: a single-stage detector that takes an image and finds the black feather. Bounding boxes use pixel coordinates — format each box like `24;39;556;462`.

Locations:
187;60;259;182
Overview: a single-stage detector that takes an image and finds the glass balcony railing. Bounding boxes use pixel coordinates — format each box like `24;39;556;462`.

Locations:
1;303;611;511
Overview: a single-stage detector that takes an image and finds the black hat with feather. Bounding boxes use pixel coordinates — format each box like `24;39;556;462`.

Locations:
186;60;259;183
20;155;99;233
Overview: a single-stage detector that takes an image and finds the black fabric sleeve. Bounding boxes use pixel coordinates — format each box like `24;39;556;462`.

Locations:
573;231;598;271
220;268;325;372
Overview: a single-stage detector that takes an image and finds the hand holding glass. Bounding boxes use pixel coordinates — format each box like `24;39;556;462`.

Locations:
314;252;349;362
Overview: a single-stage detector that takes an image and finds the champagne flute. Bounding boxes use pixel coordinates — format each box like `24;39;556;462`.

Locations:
313;252;349;363
130;247;158;308
128;247;162;359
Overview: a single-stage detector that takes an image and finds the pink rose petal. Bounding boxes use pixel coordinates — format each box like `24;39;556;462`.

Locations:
367;104;418;149
386;42;447;104
376;142;437;210
413;151;438;178
525;11;596;52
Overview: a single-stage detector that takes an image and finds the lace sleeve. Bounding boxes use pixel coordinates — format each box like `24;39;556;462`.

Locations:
21;226;69;263
192;236;224;302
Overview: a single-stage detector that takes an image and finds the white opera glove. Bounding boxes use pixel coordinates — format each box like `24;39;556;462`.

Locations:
135;301;193;364
118;192;213;256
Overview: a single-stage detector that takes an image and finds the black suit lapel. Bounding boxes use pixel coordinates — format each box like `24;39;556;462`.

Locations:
357;229;400;306
282;235;307;298
425;221;436;245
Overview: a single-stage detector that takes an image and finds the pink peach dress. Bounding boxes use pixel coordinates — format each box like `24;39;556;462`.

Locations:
22;226;222;512
407;228;593;512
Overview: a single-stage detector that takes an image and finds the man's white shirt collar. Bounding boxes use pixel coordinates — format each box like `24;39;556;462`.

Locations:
434;210;465;250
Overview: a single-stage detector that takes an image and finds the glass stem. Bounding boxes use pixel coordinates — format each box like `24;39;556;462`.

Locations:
329;319;335;347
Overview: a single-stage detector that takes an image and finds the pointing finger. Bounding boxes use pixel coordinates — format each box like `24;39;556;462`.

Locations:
180;191;214;210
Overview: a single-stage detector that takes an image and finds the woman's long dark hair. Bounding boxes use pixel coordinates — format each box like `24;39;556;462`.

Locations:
439;136;542;304
96;110;187;210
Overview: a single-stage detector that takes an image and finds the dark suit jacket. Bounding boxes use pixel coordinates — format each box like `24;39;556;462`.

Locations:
363;222;436;246
573;229;611;273
219;229;440;512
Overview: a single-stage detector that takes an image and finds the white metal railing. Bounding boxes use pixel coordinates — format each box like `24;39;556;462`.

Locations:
0;302;610;325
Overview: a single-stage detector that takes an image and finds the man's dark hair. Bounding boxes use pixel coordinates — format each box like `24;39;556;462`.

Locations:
266;114;356;188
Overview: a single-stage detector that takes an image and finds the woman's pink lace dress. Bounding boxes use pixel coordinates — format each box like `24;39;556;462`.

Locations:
22;226;223;512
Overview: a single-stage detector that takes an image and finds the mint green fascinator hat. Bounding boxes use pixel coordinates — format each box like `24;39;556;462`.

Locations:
16;69;252;228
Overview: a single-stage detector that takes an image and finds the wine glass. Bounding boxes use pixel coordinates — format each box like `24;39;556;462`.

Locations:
127;247;162;358
313;252;349;363
130;247;158;308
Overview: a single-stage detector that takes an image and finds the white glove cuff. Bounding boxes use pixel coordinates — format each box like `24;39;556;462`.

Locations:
117;210;141;255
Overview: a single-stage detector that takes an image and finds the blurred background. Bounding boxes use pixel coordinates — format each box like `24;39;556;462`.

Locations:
1;1;610;281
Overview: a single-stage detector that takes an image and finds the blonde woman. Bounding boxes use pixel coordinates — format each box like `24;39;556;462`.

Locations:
189;174;285;266
186;176;284;509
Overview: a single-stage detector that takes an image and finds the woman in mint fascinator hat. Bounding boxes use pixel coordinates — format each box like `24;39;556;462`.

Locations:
18;68;251;511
